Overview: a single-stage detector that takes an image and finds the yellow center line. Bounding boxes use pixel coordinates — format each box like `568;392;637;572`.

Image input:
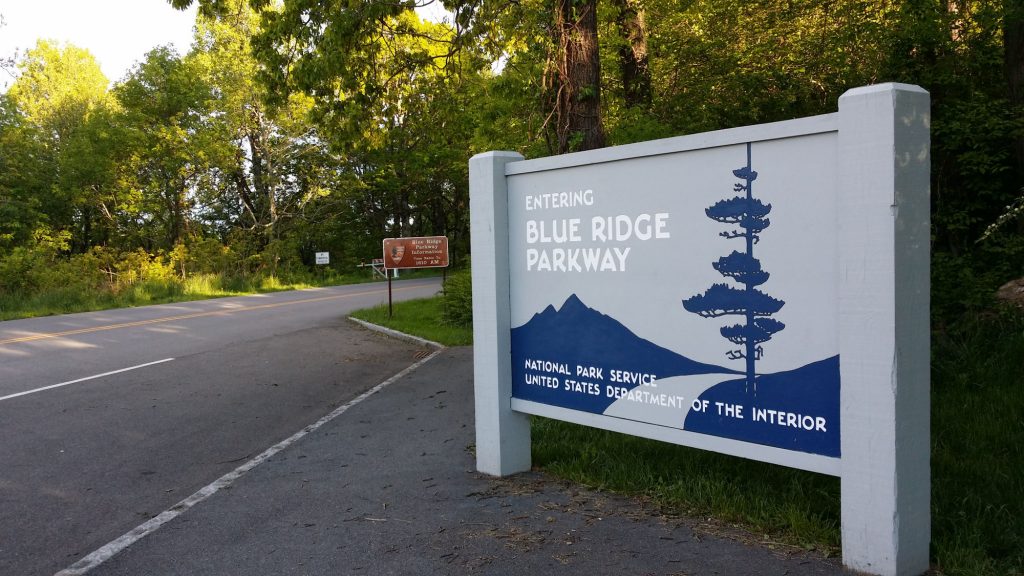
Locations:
0;285;419;346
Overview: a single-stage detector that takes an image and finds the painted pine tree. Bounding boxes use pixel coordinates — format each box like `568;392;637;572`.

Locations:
683;143;785;393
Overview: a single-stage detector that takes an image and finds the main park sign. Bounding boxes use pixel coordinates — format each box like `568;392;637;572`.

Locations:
469;84;931;576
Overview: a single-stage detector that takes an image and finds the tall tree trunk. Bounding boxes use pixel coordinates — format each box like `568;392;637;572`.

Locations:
266;152;277;240
948;0;963;42
249;133;267;212
612;0;651;109
79;205;93;252
554;0;606;153
248;130;278;242
168;187;182;247
176;186;188;245
1006;0;1024;178
161;169;185;248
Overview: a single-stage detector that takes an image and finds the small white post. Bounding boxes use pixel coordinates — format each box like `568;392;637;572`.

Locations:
469;151;532;476
838;83;931;576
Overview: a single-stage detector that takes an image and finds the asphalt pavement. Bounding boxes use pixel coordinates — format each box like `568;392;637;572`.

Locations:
0;279;441;576
73;344;849;576
0;278;443;398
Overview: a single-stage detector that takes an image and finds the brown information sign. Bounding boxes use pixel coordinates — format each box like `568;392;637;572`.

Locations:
383;236;449;269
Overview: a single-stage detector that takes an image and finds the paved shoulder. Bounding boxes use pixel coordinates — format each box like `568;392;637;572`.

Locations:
89;347;847;576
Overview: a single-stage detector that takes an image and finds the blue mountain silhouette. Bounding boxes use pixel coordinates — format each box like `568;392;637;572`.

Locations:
511;294;737;414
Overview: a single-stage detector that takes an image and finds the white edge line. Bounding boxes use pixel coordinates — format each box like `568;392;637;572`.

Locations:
347;316;445;349
54;347;445;576
0;358;176;403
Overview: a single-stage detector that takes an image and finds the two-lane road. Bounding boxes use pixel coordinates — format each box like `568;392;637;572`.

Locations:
0;278;442;576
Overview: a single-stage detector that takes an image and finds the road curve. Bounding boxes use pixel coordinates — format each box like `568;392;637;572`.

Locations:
0;278;442;576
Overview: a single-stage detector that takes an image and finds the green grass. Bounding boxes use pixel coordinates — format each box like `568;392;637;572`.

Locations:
533;417;842;551
0;275;315;321
930;310;1024;575
349;296;472;346
0;270;447;321
350;295;1024;576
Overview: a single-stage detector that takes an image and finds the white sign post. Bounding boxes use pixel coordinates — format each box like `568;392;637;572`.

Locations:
837;84;931;575
470;83;930;576
315;251;330;265
469;152;532;475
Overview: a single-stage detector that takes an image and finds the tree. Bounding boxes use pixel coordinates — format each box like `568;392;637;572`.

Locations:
551;0;605;152
56;100;134;249
1006;0;1024;178
0;95;47;250
315;13;482;262
16;0;995;318
169;0;609;154
190;0;335;245
646;0;893;134
5;41;109;145
0;14;16;91
683;143;784;393
3;40;119;250
611;0;651;109
115;47;214;248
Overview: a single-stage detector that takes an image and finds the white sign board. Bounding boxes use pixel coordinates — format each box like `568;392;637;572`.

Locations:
509;136;840;466
470;84;930;576
315;252;329;265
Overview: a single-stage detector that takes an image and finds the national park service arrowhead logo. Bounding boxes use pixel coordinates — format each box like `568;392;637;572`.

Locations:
389;245;405;264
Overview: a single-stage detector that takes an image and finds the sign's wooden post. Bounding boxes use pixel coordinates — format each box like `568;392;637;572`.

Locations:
837;83;931;576
469;151;531;476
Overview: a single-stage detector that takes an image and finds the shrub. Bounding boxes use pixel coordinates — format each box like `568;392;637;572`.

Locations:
0;227;71;293
442;267;473;327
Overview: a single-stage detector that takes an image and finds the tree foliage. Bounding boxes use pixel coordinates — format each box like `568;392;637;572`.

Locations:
115;46;214;248
0;0;1019;328
2;41;120;250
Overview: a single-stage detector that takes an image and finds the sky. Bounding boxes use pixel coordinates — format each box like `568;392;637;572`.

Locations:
0;0;198;89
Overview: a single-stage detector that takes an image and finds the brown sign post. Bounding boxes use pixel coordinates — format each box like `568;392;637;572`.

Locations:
382;236;449;317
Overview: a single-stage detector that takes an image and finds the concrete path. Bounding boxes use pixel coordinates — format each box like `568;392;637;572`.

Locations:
78;345;849;576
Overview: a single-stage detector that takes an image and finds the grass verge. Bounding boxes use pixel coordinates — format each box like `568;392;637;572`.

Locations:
534;418;841;551
348;296;472;347
929;310;1024;575
349;295;1024;576
0;276;318;321
0;269;443;321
